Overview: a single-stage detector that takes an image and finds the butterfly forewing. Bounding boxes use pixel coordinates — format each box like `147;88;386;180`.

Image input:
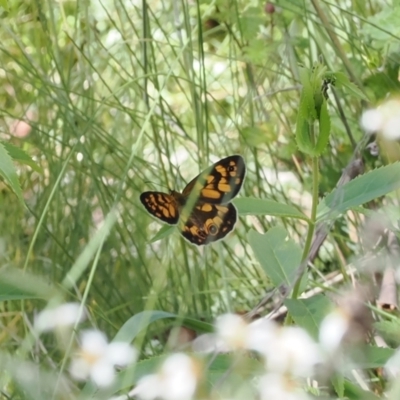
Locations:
140;191;180;224
182;155;246;204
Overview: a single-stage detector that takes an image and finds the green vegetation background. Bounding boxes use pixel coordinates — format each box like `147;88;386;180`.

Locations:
1;0;399;381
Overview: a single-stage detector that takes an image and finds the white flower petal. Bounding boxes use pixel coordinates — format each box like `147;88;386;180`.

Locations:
129;374;162;400
106;342;137;366
90;360;115;387
160;354;198;400
319;311;349;353
263;327;321;377
130;354;198;400
35;303;85;332
382;115;400;140
259;373;311;400
360;109;383;132
245;319;278;354
57;303;85;325
80;330;108;356
69;357;91;381
35;309;58;332
215;314;248;350
192;333;230;353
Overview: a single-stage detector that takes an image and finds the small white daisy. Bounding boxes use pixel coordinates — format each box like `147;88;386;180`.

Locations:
69;330;137;388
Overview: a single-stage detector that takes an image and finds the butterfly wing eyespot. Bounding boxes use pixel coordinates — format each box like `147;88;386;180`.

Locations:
181;203;237;245
140;155;246;245
206;221;218;236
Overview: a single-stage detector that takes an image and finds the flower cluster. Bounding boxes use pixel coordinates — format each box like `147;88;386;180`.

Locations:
34;299;383;399
35;302;136;388
212;314;321;400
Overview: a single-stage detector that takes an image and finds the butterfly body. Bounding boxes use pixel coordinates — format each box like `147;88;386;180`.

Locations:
140;155;246;245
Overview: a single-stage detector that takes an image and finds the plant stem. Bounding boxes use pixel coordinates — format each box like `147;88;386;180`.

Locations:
292;155;319;298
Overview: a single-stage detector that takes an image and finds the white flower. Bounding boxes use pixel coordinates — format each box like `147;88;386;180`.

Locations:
213;314;321;377
129;353;199;400
35;303;86;332
361;98;400;140
215;313;249;349
261;326;322;377
360;109;383;133
214;313;278;353
69;330;137;388
319;310;350;353
259;373;312;400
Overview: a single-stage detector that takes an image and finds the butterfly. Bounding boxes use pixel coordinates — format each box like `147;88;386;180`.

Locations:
140;155;246;245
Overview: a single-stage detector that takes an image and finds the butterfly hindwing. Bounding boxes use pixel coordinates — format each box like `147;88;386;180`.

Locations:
180;203;237;245
140;191;180;224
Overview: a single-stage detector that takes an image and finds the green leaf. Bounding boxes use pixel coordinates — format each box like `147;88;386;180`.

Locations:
0;352;68;400
296;68;316;155
248;227;302;288
206;353;265;383
239;7;265;41
241;126;267;147
295;113;312;154
343;379;381;400
0;0;8;10
234;197;308;221
242;39;270;64
0;142;24;204
284;295;333;339
299;67;317;121
361;8;400;49
0;268;59;301
361;345;394;368
62;210;117;290
375;319;400;346
315;98;330;155
318;163;400;220
114;310;213;343
149;224;174;243
295;64;334;156
334;72;368;101
114;310;177;343
3;142;42;173
331;374;344;398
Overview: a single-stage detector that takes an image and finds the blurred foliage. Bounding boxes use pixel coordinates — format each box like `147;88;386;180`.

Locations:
1;0;400;397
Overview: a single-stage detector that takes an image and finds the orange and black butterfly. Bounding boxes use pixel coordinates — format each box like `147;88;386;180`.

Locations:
140;155;246;245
